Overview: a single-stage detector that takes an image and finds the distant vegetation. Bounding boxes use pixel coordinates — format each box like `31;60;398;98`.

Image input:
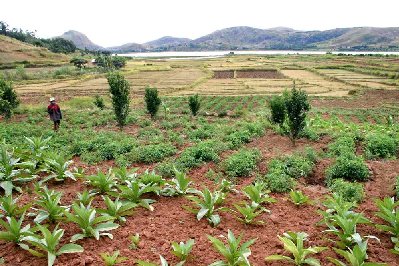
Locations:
0;21;76;53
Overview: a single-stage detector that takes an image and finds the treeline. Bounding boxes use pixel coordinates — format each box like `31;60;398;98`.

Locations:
0;21;76;53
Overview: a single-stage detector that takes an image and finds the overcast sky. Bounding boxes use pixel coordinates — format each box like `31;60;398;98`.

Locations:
1;0;398;47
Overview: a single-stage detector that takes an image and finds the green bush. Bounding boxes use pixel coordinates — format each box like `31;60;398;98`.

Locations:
155;160;178;178
188;125;215;140
283;154;314;179
189;94;201;116
285;85;311;144
225;130;252;149
107;72;130;129
264;170;295;193
177;141;224;170
269;95;286;125
93;95;105;110
0;78;19;119
329;179;364;203
145;87;161;118
222;148;261;178
365;133;398;159
127;143;177;163
396;176;399;199
326;154;369;184
328;135;356;157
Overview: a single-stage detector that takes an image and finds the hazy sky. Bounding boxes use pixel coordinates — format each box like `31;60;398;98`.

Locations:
1;0;398;47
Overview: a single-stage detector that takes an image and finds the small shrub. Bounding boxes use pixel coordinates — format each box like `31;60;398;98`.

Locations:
326;154;369;184
329;179;364;203
285;85;311;145
0;78;19;119
93;95;105;110
269;95;286;125
223;148;261;178
107;72;130;129
328;135;356;157
283;154;314;179
365;133;398;159
144;87;161;118
264;170;295;193
225;130;252;149
188;94;201;116
127;143;177;163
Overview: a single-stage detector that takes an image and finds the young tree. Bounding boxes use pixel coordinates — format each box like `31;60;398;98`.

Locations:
0;78;19;119
188;94;201;116
144;87;161;119
269;94;286;125
285;83;310;145
107;72;130;129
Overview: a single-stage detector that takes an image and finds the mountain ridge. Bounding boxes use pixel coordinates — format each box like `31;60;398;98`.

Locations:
59;26;399;52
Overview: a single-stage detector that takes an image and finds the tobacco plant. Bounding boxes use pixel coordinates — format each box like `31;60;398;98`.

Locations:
374;197;399;253
0;195;31;218
242;182;276;208
161;169;198;196
24;136;51;170
98;196;136;223
129;233;140;250
289;190;311;206
100;250;128;266
266;231;327;265
208;230;255;266
42;153;75;183
76;190;97;206
22;224;83;266
171;239;195;262
117;181;159;211
328;238;387;266
0;214;33;246
86;169;118;194
65;203;119;241
32;186;68;224
185;188;227;227
232;201;268;225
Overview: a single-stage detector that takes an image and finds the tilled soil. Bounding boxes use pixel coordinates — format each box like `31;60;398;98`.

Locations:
1;131;399;265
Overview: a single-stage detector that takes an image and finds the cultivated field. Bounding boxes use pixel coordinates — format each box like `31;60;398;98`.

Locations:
1;54;399;266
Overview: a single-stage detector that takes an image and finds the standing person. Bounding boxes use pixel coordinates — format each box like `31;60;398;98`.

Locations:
47;97;62;131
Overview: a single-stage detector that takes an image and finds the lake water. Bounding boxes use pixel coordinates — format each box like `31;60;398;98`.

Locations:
118;50;399;59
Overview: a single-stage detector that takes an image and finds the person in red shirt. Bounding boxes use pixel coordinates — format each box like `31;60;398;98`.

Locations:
47;97;62;131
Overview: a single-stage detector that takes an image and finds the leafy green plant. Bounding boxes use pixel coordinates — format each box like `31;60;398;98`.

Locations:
171;239;195;262
113;166;138;184
328;135;356;157
208;230;256;266
128;143;177;164
189;94;201;116
232;202;268;225
137;255;182;266
328;238;387;266
0;214;33;246
223;148;261;178
65;203;119;241
265;231;327;266
161;169;198;196
317;193;358;226
117;181;159;211
24;135;51;169
86;169;118;194
0;144;35;196
185;188;227;227
326;154;369;184
22;224;83;266
94;95;105;110
76;190;97;206
129;233;140;250
99;196;136;223
218;179;238;194
289;190;311;206
269;94;286;126
100;250;128;266
264;168;295;193
145;87;161;118
374;197;399;254
285;85;310;145
0;195;31;218
32;186;67;224
329;179;364;203
42;153;75;183
107;72;130;129
242;182;276;207
323;213;371;249
0;78;20;119
365;133;398;159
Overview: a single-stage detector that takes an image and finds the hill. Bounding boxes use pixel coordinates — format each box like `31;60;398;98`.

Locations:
59;30;103;50
0;35;69;66
59;26;399;53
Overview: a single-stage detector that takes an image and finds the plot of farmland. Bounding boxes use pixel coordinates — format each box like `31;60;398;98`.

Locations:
317;69;398;90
